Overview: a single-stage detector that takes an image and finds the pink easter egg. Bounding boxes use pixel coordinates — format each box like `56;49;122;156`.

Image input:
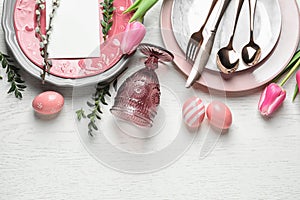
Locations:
182;97;205;128
32;91;64;115
206;101;232;130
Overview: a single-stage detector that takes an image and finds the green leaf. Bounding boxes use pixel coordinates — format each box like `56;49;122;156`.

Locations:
274;50;300;82
100;0;115;41
14;90;22;99
107;22;113;31
88;121;98;131
76;108;86;121
2;59;8;68
88;130;94;137
91;123;98;131
15;78;25;83
289;49;300;67
17;84;27;89
0;52;26;99
107;90;111;97
87;101;94;107
87;113;93;119
113;79;118;91
8;83;16;94
292;84;299;102
7;72;14;82
101;20;108;27
108;7;115;13
97;106;103;114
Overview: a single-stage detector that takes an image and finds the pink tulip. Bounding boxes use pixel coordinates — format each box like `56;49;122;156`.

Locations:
296;70;300;93
258;83;286;116
120;21;146;55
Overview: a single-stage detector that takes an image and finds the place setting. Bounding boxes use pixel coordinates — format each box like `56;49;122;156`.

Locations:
161;0;300;93
1;0;229;172
1;0;300;174
2;0;134;86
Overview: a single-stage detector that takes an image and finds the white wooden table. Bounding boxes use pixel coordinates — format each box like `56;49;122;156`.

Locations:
1;1;300;199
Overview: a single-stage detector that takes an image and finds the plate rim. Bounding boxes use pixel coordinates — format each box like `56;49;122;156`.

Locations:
160;0;300;95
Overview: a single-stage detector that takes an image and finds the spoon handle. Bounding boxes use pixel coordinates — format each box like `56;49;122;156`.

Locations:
212;0;231;32
201;0;220;32
228;0;245;47
248;0;258;40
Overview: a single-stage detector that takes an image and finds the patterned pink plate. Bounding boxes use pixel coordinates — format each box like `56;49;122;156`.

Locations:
14;0;132;79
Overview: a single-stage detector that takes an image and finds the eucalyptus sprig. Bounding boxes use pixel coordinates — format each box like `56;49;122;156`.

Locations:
0;52;26;99
100;0;115;41
76;108;86;121
76;82;115;137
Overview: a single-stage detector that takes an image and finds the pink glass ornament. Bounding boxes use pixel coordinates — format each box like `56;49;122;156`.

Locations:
110;43;174;127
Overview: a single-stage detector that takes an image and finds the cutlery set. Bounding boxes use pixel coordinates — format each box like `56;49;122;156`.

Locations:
185;0;261;88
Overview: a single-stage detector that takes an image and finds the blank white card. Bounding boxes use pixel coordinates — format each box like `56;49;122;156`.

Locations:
46;0;100;59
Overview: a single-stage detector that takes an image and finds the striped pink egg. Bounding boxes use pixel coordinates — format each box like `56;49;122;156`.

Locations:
182;97;205;128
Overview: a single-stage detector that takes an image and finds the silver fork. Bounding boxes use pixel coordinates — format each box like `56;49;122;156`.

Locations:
185;0;220;64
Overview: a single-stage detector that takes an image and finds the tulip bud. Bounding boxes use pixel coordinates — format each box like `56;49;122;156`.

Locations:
258;83;286;116
120;21;146;55
296;70;300;93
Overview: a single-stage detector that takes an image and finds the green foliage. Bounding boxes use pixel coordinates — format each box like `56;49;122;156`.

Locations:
123;0;159;22
76;108;86;121
76;83;111;137
292;84;298;102
273;49;300;83
100;0;115;41
0;52;26;99
272;49;300;102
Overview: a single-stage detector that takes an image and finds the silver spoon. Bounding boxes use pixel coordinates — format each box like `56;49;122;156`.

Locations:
216;0;245;74
241;0;261;66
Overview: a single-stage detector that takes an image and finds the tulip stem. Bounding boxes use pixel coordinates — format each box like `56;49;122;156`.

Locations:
279;58;300;87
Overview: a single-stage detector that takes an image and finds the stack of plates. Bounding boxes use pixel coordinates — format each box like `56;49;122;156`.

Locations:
161;0;300;94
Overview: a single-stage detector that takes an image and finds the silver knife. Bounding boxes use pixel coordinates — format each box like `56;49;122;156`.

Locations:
185;0;231;88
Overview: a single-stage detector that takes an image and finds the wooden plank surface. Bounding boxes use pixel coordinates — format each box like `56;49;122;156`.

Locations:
0;0;300;199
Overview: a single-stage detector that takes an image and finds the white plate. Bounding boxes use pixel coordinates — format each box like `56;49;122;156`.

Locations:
171;0;282;72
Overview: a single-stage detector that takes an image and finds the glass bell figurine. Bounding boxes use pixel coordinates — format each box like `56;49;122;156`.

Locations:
110;43;174;127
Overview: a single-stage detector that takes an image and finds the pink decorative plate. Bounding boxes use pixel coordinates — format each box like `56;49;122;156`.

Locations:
160;0;300;95
14;0;132;79
2;0;134;86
